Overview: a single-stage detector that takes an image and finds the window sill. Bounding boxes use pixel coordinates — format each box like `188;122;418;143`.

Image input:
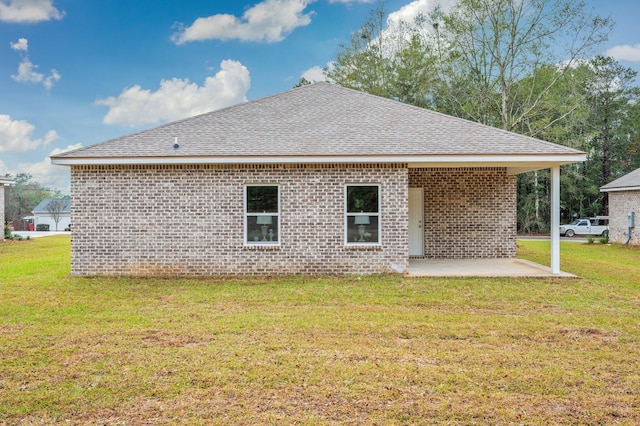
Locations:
344;244;382;251
244;244;281;250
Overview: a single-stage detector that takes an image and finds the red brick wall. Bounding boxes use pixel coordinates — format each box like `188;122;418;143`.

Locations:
409;168;517;259
70;164;409;275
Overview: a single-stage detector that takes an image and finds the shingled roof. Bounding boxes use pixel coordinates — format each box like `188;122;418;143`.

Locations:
601;168;640;192
32;198;71;214
52;82;584;172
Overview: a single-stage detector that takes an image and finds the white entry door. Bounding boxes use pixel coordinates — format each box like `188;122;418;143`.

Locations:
408;188;424;256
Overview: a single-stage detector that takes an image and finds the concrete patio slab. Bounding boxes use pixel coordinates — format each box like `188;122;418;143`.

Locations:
407;258;576;278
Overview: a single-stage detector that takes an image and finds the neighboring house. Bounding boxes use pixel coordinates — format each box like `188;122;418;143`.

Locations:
32;198;71;231
51;83;585;276
600;168;640;245
1;176;13;239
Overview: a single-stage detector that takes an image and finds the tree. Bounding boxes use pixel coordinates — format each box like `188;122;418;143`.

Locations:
388;28;438;108
46;199;65;231
4;173;62;225
582;56;640;214
511;63;604;227
325;3;395;98
433;0;612;132
326;0;628;231
620;101;640;172
432;0;612;230
293;77;313;88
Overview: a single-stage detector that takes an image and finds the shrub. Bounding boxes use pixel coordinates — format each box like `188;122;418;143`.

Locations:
4;225;11;239
587;237;595;244
36;224;50;232
599;235;609;244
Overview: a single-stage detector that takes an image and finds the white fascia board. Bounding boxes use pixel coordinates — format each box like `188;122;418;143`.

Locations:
601;186;640;192
51;153;586;167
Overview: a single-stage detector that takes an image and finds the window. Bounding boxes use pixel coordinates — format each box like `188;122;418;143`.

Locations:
345;185;380;244
245;185;279;245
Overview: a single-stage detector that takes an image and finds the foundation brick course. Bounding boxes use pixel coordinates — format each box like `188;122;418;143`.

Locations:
70;164;409;275
608;190;640;245
409;168;517;259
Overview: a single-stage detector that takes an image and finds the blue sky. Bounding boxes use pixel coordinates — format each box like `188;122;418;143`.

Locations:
1;0;640;193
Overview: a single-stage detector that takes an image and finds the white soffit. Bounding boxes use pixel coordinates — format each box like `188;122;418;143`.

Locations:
51;153;586;171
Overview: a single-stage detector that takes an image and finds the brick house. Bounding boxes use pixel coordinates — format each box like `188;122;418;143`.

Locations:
601;168;640;245
52;83;584;275
31;198;72;231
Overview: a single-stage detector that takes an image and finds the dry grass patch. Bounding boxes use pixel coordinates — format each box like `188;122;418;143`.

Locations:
1;236;639;424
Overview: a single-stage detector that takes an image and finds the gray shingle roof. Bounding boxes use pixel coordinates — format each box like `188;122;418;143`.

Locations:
52;82;583;161
32;198;71;214
601;168;640;191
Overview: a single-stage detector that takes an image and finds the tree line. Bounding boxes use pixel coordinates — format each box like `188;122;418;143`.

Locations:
315;0;639;233
3;173;68;227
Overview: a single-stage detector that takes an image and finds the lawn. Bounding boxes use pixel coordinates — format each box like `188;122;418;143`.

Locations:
1;236;639;424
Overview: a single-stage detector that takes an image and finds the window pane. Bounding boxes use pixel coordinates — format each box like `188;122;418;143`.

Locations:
247;186;278;213
347;186;378;213
247;215;279;243
346;215;379;243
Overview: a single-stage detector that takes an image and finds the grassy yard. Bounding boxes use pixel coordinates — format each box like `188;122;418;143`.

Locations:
1;236;639;424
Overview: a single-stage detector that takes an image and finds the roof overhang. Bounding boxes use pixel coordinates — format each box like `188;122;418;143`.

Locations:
601;186;640;192
0;177;13;185
51;153;586;175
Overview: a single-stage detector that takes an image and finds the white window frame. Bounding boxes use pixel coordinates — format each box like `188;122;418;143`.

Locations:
344;184;381;246
244;184;280;246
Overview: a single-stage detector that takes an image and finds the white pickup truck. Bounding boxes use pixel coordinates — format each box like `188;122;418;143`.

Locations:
559;217;609;237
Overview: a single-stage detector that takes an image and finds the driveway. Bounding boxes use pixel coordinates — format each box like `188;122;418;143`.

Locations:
518;235;588;243
11;231;70;239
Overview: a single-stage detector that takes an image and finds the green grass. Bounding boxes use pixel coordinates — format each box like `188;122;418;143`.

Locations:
1;236;639;424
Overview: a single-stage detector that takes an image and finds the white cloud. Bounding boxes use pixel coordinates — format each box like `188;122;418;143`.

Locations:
96;59;251;126
11;144;82;193
606;43;640;62
386;0;457;31
301;65;326;82
347;0;458;59
12;57;61;90
42;69;61;90
328;0;373;3
10;38;61;91
0;0;64;23
0;114;58;153
172;0;314;44
10;37;28;51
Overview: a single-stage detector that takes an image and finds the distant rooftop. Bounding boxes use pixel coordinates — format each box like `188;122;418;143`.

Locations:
601;168;640;192
32;198;71;214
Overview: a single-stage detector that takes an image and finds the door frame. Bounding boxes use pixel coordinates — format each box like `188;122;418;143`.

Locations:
408;187;424;256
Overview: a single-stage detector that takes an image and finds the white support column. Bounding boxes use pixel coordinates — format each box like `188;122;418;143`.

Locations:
550;166;560;275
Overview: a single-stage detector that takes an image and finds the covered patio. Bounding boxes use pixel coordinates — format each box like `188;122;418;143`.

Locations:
407;258;576;278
